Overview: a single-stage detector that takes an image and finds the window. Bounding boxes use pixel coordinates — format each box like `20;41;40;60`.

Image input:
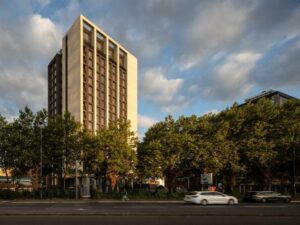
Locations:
88;104;93;112
99;92;103;100
100;117;105;125
119;49;126;67
88;59;93;67
100;67;105;74
89;86;93;94
88;69;93;77
100;75;105;83
83;32;91;44
97;32;105;41
109;42;116;60
122;79;126;86
88;77;93;85
83;21;92;32
101;58;105;66
120;95;125;102
88;95;93;103
100;100;105;108
89;50;93;59
88;113;93;121
97;42;102;51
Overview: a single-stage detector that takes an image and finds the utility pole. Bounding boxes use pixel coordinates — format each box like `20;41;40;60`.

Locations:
40;124;43;199
293;146;296;197
75;160;78;200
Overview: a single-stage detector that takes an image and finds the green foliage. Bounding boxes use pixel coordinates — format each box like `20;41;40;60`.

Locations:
0;115;11;182
0;189;79;199
0;189;17;199
1;98;299;197
90;188;121;199
94;119;137;191
138;99;300;191
90;188;185;200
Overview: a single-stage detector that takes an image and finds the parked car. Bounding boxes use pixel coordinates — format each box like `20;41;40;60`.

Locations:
243;191;291;203
184;191;238;205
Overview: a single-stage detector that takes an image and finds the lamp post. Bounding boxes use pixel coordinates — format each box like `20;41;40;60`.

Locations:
40;122;43;199
75;160;78;200
293;146;296;197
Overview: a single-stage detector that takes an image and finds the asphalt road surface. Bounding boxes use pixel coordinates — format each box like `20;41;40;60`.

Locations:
0;200;299;225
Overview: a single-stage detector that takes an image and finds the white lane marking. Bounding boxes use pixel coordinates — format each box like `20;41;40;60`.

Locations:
77;208;87;211
244;205;290;208
11;202;57;204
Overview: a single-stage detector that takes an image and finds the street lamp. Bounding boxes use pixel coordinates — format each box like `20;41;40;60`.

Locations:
293;146;296;197
40;121;44;199
75;160;78;200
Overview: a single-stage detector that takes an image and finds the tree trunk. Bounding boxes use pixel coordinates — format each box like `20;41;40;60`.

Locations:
107;172;118;192
4;167;9;189
165;167;176;193
263;167;272;190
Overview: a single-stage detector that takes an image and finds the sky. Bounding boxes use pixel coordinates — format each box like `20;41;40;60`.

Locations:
0;0;300;138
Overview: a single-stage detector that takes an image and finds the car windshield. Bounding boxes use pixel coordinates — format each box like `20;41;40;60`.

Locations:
201;192;225;196
188;192;199;196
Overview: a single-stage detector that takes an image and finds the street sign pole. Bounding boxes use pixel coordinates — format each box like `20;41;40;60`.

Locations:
75;160;78;200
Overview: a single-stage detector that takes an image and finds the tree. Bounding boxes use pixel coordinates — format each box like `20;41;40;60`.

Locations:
29;108;48;190
95;119;137;192
44;112;81;190
7;107;37;188
209;109;243;192
238;99;280;188
138;116;194;192
62;112;81;189
42;113;65;188
0;114;11;185
80;128;104;177
275;100;300;195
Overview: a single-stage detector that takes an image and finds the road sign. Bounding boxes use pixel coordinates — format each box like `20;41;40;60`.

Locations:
201;173;213;184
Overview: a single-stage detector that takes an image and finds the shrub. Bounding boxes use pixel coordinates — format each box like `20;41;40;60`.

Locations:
0;189;17;199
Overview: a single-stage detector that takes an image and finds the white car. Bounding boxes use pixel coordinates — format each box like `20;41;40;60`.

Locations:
184;191;238;205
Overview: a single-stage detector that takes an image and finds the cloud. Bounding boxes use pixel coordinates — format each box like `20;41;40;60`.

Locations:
52;0;82;31
1;0;300;120
255;37;300;88
34;0;51;9
195;52;261;101
139;67;188;113
0;14;61;61
0;12;61;118
203;109;219;115
138;114;157;129
178;0;250;70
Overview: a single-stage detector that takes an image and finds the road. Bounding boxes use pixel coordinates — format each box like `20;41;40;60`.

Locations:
0;200;299;225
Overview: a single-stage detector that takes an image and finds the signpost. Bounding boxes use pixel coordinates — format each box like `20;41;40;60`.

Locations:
201;173;213;185
201;173;213;191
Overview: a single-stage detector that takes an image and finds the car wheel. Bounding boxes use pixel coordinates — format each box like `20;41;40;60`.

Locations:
285;198;291;203
201;199;208;206
261;198;266;203
228;199;234;205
